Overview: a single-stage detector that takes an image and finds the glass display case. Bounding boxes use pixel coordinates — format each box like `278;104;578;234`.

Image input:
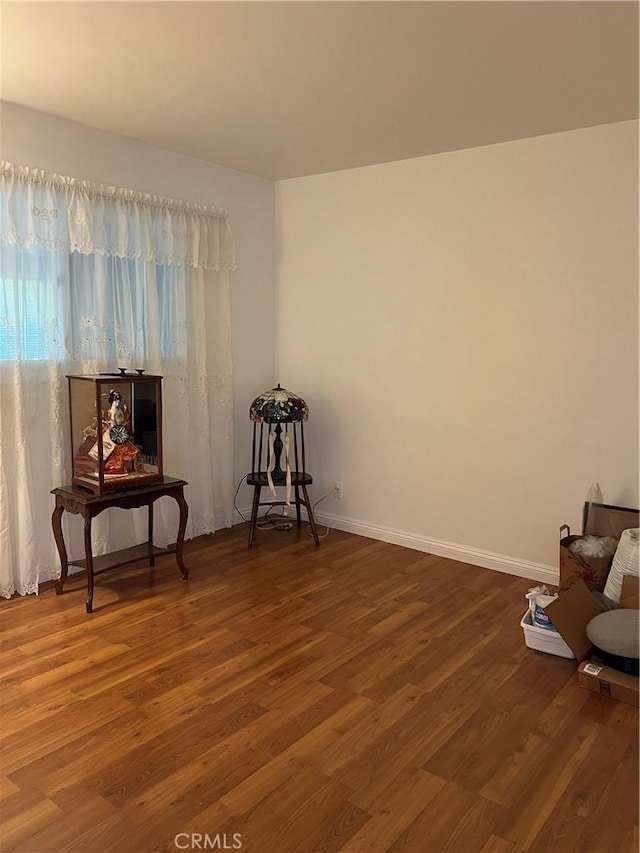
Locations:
68;371;163;493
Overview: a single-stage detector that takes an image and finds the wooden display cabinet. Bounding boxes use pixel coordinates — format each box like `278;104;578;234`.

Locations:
68;371;163;493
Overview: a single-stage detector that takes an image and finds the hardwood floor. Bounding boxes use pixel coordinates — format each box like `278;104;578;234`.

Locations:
1;524;638;853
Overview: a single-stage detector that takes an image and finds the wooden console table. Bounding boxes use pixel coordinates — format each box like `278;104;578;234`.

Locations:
51;476;189;613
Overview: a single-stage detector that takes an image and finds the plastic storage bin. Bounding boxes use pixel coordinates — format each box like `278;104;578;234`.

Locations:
520;610;575;659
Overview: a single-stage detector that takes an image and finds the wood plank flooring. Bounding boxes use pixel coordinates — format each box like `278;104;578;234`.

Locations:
1;524;638;853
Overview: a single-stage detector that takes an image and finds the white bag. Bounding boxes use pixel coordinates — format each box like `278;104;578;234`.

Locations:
603;528;640;603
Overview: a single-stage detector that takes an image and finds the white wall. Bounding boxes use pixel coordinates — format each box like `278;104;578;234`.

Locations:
275;121;639;578
1;101;276;494
3;105;637;578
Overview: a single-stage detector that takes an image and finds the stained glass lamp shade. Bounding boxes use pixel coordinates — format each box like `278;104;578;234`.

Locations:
249;384;308;424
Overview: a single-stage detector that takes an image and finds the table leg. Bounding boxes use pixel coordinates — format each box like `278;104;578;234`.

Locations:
84;515;95;613
52;502;68;595
148;501;155;568
174;490;189;580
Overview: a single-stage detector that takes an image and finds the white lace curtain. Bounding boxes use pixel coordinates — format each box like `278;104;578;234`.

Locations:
0;161;237;598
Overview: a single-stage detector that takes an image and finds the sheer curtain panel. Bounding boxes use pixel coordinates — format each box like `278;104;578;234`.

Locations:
0;161;236;598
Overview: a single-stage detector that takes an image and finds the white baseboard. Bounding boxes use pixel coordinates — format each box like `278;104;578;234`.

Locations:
232;504;558;585
315;510;559;584
316;508;559;584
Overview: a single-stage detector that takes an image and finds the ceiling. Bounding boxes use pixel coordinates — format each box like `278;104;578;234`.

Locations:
1;1;638;180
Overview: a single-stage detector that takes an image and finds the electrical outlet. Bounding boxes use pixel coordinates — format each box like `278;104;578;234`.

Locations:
334;481;344;499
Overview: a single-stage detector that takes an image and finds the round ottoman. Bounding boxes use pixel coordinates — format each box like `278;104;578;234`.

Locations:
586;609;640;675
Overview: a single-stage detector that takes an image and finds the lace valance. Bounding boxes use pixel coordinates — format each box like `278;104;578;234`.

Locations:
0;161;237;271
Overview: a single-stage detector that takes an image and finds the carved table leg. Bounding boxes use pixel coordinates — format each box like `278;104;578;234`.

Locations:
148;501;155;568
83;514;95;613
52;501;68;595
174;489;190;580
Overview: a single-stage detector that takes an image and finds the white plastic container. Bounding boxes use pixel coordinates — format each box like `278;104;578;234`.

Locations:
520;610;575;659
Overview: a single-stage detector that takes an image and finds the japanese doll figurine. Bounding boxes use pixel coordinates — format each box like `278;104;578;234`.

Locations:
108;389;127;426
101;389;141;474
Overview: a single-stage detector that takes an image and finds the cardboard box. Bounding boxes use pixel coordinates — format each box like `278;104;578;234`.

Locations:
542;577;640;705
578;659;639;707
582;502;640;540
620;575;640;610
543;577;604;660
559;502;640;591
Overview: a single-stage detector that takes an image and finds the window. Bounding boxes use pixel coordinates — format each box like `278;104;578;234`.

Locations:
0;248;178;362
0;246;60;361
0;278;47;360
